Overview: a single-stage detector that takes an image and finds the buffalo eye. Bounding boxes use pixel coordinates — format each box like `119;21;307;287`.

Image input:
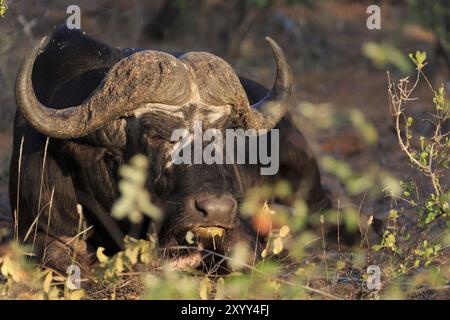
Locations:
149;134;165;144
144;131;166;145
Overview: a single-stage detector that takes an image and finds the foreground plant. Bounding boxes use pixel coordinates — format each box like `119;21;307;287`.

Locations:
0;0;7;18
0;243;85;299
376;51;450;286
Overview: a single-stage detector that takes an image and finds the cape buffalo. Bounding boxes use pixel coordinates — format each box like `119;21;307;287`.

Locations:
10;26;330;273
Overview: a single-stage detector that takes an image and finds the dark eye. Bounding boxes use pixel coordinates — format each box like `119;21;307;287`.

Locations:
150;134;164;142
147;133;165;144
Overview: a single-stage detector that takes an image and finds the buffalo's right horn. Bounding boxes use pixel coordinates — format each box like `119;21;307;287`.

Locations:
15;37;192;139
248;37;293;130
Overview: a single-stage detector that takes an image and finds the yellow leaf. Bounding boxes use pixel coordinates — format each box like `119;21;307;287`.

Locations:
53;275;66;282
48;287;61;300
229;242;249;271
295;268;305;276
279;225;290;238
1;256;26;282
273;237;283;255
43;271;53;293
199;278;210;300
67;289;85;300
0;256;10;277
114;254;125;273
268;279;281;291
261;249;268;258
261;201;276;215
215;277;225;300
140;252;153;265
139;241;153;264
185;231;195;244
96;247;109;263
125;246;140;266
336;260;346;270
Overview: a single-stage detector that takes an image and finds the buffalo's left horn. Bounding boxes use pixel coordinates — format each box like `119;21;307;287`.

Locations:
15;37;191;139
249;37;293;130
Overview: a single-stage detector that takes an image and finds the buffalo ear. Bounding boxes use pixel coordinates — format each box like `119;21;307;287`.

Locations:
238;76;269;105
31;25;123;108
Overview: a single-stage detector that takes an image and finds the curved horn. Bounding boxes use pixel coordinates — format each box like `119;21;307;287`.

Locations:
249;37;293;130
15;37;191;139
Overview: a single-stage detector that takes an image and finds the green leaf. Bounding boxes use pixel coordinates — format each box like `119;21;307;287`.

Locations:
385;233;396;248
389;209;399;219
0;0;7;18
409;50;427;70
336;260;346;270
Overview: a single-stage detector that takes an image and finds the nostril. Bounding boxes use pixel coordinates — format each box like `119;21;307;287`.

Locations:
194;196;236;219
194;199;209;217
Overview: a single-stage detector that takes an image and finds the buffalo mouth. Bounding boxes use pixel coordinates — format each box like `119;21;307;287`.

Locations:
190;226;226;238
160;225;232;272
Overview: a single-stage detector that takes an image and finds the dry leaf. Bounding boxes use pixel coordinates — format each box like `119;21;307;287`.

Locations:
186;231;194;244
273;238;283;255
43;271;53;293
199;278;210;300
96;247;109;263
279;225;290;238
